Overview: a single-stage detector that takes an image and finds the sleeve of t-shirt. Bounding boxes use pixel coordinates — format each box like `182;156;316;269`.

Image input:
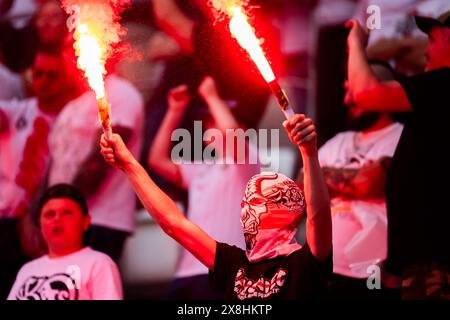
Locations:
209;242;244;293
400;68;450;115
90;255;123;300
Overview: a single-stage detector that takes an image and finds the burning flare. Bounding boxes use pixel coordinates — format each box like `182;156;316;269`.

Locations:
62;0;130;138
228;7;275;83
73;23;111;136
210;2;293;119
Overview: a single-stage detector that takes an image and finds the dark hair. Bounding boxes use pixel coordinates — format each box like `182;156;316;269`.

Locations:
39;184;89;216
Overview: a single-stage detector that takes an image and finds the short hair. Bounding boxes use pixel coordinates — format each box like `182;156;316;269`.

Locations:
39;184;89;216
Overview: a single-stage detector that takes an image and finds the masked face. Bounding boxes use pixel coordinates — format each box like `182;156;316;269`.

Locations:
241;172;305;251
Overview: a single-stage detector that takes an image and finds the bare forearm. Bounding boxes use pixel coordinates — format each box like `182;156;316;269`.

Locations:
303;153;332;260
348;42;379;95
204;95;240;132
149;110;184;164
152;0;194;53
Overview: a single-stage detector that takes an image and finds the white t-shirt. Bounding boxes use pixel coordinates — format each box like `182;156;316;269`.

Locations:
0;98;55;218
48;75;144;233
174;157;260;278
318;122;403;278
7;247;123;300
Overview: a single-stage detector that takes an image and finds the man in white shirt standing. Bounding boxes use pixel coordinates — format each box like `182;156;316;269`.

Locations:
317;61;403;299
48;74;144;263
0;49;79;299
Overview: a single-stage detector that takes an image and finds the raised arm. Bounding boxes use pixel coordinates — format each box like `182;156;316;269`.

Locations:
147;85;190;186
198;76;241;132
346;20;411;112
151;0;194;54
283;114;332;261
101;134;216;270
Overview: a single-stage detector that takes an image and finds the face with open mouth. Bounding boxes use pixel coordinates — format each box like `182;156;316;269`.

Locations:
40;198;90;255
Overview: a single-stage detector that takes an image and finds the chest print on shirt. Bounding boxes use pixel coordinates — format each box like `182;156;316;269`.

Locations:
234;267;288;300
15;115;27;131
15;273;79;300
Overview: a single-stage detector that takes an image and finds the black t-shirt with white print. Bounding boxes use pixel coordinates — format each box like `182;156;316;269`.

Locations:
209;242;332;300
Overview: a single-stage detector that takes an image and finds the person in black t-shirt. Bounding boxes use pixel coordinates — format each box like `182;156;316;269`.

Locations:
346;12;450;300
99;114;332;300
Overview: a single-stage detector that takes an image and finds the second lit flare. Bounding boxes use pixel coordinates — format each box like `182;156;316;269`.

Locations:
228;7;293;119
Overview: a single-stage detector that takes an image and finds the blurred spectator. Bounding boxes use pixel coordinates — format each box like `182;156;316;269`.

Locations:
0;49;78;299
272;0;317;114
8;184;123;300
311;0;359;147
317;61;403;299
354;0;427;75
148;77;260;299
143;0;271;176
35;0;71;53
48;74;144;263
346;11;450;299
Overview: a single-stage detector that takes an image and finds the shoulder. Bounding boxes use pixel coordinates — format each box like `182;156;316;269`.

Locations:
0;97;36;111
59;91;94;116
106;75;143;103
400;67;450;88
319;131;354;158
83;247;116;265
215;242;246;264
388;122;404;135
15;255;47;274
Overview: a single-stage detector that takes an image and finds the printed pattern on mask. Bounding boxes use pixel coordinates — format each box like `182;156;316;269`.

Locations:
241;172;305;250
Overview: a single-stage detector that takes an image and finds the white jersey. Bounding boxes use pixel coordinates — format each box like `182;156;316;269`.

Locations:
319;122;403;278
0;98;56;218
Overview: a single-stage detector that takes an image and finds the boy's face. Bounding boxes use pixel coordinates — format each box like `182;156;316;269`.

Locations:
40;198;90;252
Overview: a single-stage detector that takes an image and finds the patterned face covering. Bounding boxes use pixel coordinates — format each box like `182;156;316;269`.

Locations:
241;172;306;262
